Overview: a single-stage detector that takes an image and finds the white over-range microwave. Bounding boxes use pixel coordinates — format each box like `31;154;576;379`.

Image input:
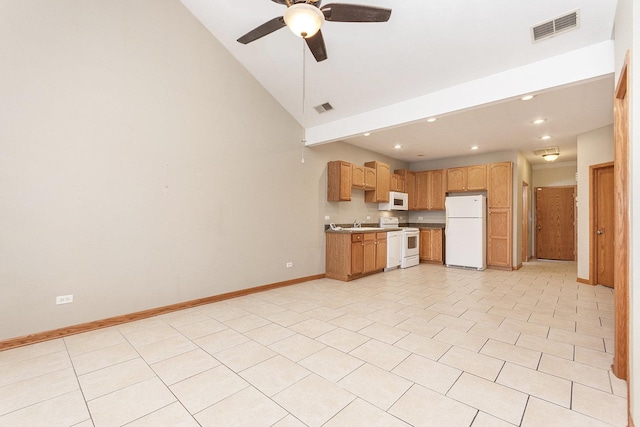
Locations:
379;191;409;211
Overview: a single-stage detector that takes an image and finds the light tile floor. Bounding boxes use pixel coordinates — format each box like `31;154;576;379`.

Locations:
0;261;628;427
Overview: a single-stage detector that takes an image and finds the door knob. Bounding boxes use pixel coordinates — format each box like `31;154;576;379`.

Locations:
596;230;604;235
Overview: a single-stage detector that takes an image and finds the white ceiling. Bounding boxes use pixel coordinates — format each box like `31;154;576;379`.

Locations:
180;0;618;165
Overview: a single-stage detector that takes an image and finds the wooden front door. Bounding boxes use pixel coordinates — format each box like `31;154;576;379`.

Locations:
593;164;615;287
535;186;575;261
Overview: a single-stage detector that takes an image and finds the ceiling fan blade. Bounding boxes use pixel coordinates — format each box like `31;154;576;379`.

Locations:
321;3;391;22
305;29;328;62
237;17;286;44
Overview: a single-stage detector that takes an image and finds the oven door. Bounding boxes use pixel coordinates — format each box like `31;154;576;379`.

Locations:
403;230;420;257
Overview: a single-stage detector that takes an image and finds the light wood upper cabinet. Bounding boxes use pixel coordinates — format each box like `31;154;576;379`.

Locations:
415;169;445;210
352;165;376;190
327;161;352;201
390;173;405;192
446;167;466;192
447;164;486;192
364;161;390;203
487;162;512;208
364;167;376;189
428;169;446;210
467;164;487;190
395;169;416;210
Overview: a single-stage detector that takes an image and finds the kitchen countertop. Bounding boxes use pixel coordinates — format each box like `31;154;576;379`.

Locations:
324;222;445;233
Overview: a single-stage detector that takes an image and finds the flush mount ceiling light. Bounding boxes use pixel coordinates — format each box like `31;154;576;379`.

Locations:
541;135;552;140
521;95;535;101
394;144;402;149
283;3;325;38
470;145;479;150
532;118;546;124
543;153;559;161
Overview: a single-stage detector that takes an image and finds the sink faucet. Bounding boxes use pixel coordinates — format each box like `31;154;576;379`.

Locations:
353;219;361;228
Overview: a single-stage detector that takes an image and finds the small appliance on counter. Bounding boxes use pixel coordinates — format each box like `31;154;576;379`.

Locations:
380;217;419;269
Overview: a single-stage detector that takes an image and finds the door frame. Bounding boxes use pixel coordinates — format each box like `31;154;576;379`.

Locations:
522;181;529;262
589;161;614;286
612;51;630;385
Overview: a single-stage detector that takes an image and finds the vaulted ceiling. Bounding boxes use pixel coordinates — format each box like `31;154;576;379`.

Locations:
181;0;618;164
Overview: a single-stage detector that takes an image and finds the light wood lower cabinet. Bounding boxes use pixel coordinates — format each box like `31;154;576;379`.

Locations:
327;232;387;281
487;208;512;268
419;228;444;264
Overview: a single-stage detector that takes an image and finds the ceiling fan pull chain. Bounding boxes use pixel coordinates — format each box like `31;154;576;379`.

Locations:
301;38;306;163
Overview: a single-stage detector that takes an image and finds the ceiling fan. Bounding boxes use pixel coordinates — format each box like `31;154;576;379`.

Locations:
237;0;392;62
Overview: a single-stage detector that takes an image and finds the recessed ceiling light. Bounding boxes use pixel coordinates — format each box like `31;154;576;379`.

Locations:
363;132;371;136
471;145;479;150
394;144;402;149
532;119;546;124
541;135;552;140
417;154;424;157
521;95;535;101
426;117;437;123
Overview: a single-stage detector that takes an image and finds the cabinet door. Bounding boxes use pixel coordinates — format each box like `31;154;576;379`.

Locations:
467;164;487;190
363;234;377;273
488;162;512;208
415;171;429;210
487;208;512;267
430;229;443;263
351;239;364;275
364;161;390;203
428;169;446;210
419;229;432;260
446;167;467;192
390;174;400;192
352;165;364;189
375;234;387;270
403;171;416;210
364;167;376;189
327;161;352;201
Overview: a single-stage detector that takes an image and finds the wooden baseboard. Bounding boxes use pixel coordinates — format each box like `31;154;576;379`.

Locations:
487;265;512;271
0;273;325;352
576;277;592;285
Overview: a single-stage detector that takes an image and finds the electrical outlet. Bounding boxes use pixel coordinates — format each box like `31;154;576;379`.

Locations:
286;262;293;268
324;215;330;220
366;216;371;220
56;295;73;305
418;216;424;220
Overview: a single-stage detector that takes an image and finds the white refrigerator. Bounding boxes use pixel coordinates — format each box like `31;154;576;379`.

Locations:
445;195;487;270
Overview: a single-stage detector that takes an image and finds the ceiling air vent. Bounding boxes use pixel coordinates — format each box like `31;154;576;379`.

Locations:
314;102;334;114
531;9;579;42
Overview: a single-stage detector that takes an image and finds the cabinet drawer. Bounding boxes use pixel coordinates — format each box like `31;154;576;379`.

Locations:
351;234;364;242
363;233;376;242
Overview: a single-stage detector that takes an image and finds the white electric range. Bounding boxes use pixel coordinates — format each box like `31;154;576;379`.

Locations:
380;217;420;269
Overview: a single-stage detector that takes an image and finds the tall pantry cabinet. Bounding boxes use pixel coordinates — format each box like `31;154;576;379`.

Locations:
487;162;513;268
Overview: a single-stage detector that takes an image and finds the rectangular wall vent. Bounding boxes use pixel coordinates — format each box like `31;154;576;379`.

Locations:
314;102;334;114
531;9;579;42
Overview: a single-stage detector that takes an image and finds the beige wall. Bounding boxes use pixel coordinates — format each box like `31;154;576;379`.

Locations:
516;152;533;266
575;126;614;281
531;163;577;187
0;0;404;340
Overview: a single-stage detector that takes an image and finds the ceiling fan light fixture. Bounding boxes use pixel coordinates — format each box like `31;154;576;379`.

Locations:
284;3;325;38
543;153;559;162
